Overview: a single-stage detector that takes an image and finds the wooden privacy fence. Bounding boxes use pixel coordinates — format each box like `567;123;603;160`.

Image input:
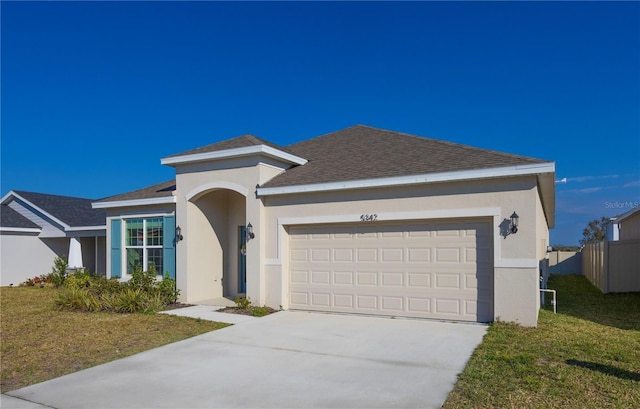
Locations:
582;239;640;293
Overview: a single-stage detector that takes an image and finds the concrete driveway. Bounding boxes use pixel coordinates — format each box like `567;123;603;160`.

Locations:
4;311;486;409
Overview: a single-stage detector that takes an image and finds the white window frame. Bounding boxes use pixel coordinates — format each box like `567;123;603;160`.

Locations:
123;217;164;276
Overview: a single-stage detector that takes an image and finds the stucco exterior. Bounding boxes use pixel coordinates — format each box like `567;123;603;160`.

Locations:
0;233;106;286
95;126;555;327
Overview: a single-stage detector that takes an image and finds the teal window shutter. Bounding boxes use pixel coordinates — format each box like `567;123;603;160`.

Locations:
163;216;176;280
110;219;122;278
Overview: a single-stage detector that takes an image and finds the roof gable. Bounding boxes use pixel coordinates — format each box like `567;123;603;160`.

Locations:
261;125;550;189
9;191;106;228
0;204;41;229
164;134;295;159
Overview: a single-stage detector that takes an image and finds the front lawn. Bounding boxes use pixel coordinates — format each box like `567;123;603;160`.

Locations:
443;274;640;409
0;286;229;393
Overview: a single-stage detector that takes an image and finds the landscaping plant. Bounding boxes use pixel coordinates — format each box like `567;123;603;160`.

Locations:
55;267;180;313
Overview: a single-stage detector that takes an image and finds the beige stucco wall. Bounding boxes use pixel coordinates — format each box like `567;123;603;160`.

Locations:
173;156;286;303
108;157;551;327
261;176;545;327
0;233;67;286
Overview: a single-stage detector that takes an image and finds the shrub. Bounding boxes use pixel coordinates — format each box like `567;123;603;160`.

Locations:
19;274;53;287
64;270;93;290
51;255;68;287
56;287;100;312
116;288;148;313
250;306;271;317
54;267;180;314
234;296;251;310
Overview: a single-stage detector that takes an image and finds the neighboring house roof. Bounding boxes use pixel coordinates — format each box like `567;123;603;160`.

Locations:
164;134;296;158
612;207;640;224
9;191;107;227
261;125;550;188
0;204;40;229
95;180;176;204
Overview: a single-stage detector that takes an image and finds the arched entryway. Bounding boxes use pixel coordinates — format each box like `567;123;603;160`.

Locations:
185;187;247;302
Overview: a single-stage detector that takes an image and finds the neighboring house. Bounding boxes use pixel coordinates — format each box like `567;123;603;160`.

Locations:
0;191;106;286
94;125;555;327
584;206;640;293
606;207;640;241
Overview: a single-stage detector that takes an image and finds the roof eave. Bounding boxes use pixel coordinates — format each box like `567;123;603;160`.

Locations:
258;162;556;196
160;145;308;167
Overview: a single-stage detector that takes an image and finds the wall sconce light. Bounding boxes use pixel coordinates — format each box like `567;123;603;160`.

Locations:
246;222;255;241
509;212;519;234
176;226;184;241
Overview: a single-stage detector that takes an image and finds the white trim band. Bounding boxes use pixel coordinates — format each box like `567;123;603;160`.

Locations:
161;145;307;167
0;227;42;233
258;162;556;196
92;196;176;209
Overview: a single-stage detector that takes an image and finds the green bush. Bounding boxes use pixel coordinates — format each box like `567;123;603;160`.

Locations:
234;296;251;309
56;287;100;312
55;267;180;314
250;306;271;317
51;255;68;287
64;270;93;290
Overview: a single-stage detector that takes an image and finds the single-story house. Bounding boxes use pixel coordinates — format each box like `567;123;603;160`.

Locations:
0;191;106;286
91;125;555;327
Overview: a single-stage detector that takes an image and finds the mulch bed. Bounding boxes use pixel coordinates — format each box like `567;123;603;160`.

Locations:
218;306;278;316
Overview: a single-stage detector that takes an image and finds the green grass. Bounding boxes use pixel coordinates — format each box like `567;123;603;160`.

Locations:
443;275;640;409
0;286;229;393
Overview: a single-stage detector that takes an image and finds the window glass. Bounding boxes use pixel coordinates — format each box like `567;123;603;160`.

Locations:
147;248;163;276
146;218;163;246
126;219;144;246
127;248;143;274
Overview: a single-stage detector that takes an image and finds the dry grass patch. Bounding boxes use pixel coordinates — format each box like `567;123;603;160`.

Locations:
443;275;640;409
1;286;229;393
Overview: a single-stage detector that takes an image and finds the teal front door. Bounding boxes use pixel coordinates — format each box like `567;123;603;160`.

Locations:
238;226;247;293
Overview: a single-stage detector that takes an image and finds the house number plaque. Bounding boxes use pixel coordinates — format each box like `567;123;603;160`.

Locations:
360;214;378;222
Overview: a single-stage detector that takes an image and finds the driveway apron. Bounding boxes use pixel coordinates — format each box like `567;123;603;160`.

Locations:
5;311;487;409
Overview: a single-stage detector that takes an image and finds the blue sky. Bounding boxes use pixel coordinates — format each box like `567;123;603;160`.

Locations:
2;1;639;246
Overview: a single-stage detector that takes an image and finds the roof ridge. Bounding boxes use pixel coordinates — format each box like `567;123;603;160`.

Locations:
13;190;96;201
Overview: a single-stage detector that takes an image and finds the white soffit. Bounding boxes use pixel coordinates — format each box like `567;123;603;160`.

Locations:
257;162;556;196
160;145;307;167
92;196;176;209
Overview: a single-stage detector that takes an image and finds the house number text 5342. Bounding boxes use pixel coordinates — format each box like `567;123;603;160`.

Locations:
360;214;378;222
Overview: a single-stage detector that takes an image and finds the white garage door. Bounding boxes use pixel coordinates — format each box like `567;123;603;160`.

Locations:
288;219;493;322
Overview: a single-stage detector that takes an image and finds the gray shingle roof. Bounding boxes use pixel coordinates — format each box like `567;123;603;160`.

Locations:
1;204;40;229
96;180;176;203
261;125;549;188
13;191;106;227
164;134;295;159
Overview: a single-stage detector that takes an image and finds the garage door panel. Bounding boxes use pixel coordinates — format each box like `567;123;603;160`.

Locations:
381;248;403;262
289;219;493;322
311;293;330;307
311;249;330;262
381;272;403;286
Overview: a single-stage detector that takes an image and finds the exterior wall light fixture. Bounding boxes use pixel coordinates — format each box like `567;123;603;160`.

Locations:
246;223;255;241
175;226;184;241
510;212;519;234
